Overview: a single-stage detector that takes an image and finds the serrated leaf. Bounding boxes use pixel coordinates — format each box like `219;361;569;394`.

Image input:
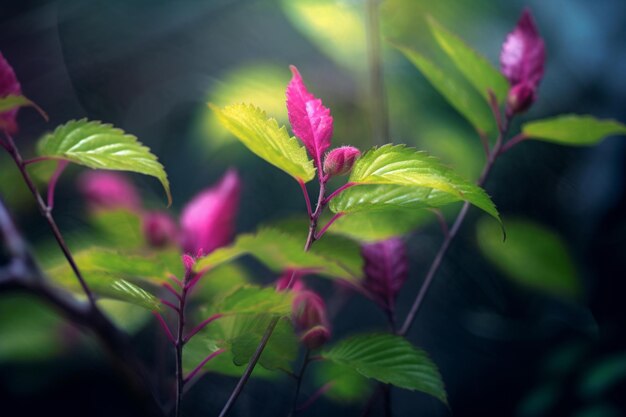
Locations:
340;145;499;220
312;360;371;403
522;115;626;146
191;263;250;305
89;209;146;250
323;333;447;404
330;184;457;213
394;44;496;135
44;247;183;310
194;228;361;281
428;17;509;103
210;103;316;182
477;217;580;298
36;119;171;205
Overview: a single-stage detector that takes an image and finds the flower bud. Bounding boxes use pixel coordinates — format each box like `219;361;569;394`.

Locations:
77;171;141;212
182;254;195;272
142;211;178;248
292;290;330;349
506;82;536;116
323;146;361;177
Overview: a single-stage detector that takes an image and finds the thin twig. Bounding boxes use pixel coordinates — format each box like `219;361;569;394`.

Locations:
184;313;223;342
46;160;68;210
315;212;344;240
183;348;225;384
153;311;176;346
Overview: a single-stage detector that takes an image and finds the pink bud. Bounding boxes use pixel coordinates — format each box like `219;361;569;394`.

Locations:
0;52;22;134
300;325;331;350
77;171;142;212
275;269;305;292
292;290;330;347
286;65;333;167
500;9;545;88
361;237;408;313
180;169;241;256
506;82;536;116
323;146;361;177
182;254;195;272
142;211;178;248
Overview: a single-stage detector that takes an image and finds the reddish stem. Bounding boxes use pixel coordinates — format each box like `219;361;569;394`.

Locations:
160;299;179;313
298;179;313;218
46;160;69;211
296;381;336;412
315;212;344;240
183;313;223;342
152;311;176;345
183;348;225;384
162;282;182;301
23;155;54;165
322;182;356;205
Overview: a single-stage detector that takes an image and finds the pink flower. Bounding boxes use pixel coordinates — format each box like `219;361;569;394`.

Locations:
286;65;333;169
180;169;241;256
323;146;361;177
0;51;22;134
142;211;179;248
292;290;331;349
500;9;545;115
361;237;409;313
77;171;142;212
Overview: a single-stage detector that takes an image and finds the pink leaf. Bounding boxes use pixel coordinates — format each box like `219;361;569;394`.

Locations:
142;211;179;248
180;169;241;257
77;171;142;212
286;65;333;169
0;51;22;134
500;9;545;88
292;289;331;349
361;237;409;313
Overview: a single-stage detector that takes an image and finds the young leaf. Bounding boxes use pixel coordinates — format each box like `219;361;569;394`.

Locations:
286;65;333;168
428;17;509;103
194;228;361;281
0;95;32;113
343;145;499;220
476;217;580;298
522;115;626;146
36;119;171;205
0;52;23;133
312;361;372;403
210;103;316;182
393;44;496;135
323;333;447;404
361;238;409;312
215;286;293;316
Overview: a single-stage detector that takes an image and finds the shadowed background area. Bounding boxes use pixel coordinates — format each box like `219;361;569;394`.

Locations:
1;0;626;416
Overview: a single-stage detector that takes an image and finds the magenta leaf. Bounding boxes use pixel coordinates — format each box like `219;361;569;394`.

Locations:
286;65;333;170
500;9;545;88
180;169;241;257
361;237;408;313
0;51;22;133
292;289;331;350
142;211;179;248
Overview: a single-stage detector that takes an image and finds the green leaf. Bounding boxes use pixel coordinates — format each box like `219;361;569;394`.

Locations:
476;217;580;298
341;144;499;221
36;119;171;205
216;286;293;316
326;209;434;242
312;360;372;403
522;115;626;146
323;333;447;404
428;17;509;103
580;353;626;399
98;299;151;334
194;228;361;281
210;103;316;182
191;263;250;305
330;184;457;213
89;209;146;250
0;94;33;113
393;44;496;135
44;247;183;310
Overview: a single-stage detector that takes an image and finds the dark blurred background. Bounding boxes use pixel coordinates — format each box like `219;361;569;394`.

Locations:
1;0;626;416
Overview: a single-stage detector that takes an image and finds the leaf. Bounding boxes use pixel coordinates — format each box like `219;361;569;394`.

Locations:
325;209;433;242
428;17;509;103
522;115;626;146
216;286;294;316
323;333;447;404
361;238;409;312
500;10;545;87
476;217;581;298
393;44;496;135
194;228;361;282
0;52;22;133
286;65;333;167
89;209;146;249
36;119;171;205
329;183;457;213
210;103;316;182
98;299;151;334
191;263;250;305
312;360;371;403
341;145;499;220
0;94;32;113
